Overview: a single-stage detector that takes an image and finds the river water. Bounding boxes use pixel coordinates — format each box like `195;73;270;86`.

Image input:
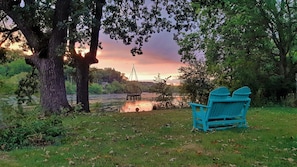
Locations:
67;92;188;113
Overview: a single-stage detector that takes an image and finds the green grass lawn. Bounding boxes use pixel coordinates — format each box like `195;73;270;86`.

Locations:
1;107;297;167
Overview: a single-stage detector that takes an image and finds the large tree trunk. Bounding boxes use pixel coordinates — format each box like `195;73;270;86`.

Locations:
72;1;104;112
38;0;71;115
38;56;70;115
75;57;90;112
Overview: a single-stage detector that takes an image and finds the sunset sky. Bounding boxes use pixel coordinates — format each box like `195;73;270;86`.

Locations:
7;2;192;85
91;31;186;84
9;30;185;84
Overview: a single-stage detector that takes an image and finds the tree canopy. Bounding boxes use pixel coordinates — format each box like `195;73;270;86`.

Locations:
179;0;297;105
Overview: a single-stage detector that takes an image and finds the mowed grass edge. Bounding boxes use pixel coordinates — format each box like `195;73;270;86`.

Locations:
1;107;297;167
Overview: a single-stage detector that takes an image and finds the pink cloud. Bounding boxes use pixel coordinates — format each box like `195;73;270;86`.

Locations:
92;32;184;83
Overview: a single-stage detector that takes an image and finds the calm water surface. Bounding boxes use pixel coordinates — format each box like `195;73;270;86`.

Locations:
68;92;187;112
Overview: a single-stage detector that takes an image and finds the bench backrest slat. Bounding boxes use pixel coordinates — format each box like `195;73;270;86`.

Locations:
207;100;250;119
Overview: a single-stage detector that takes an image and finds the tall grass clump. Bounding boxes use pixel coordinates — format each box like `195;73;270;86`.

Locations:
0;100;66;151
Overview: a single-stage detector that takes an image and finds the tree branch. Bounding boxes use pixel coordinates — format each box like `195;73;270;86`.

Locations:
2;2;42;51
86;0;105;64
0;26;19;36
48;0;71;57
0;26;19;33
0;26;19;46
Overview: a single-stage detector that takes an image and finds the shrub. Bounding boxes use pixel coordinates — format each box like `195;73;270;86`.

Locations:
0;101;66;151
15;69;39;105
89;83;102;94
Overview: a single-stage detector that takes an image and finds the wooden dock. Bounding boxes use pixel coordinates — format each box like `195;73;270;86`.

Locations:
126;93;141;100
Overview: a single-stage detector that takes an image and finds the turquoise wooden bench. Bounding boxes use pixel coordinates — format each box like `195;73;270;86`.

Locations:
189;86;251;132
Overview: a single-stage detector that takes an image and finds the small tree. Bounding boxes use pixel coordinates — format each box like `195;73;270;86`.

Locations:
153;74;173;102
178;60;213;103
15;68;38;105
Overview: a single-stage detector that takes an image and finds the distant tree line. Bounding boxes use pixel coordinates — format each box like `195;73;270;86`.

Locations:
65;66;178;95
0;50;178;98
65;67;127;94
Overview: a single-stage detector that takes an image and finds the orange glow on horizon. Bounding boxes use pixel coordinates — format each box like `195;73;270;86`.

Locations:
91;48;183;85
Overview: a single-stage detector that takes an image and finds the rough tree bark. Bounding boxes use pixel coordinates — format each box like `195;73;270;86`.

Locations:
37;55;70;115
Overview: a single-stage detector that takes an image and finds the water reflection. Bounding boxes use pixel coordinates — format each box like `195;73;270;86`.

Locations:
120;100;153;113
68;93;188;112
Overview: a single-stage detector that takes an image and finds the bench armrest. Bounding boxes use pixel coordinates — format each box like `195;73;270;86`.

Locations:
189;102;209;118
189;102;208;108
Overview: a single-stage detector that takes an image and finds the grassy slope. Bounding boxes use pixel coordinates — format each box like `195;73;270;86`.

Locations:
1;107;297;167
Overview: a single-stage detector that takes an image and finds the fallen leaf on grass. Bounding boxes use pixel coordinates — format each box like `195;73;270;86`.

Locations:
288;158;294;163
41;150;50;158
169;158;176;162
280;157;294;163
69;160;75;165
89;155;101;161
109;150;115;155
